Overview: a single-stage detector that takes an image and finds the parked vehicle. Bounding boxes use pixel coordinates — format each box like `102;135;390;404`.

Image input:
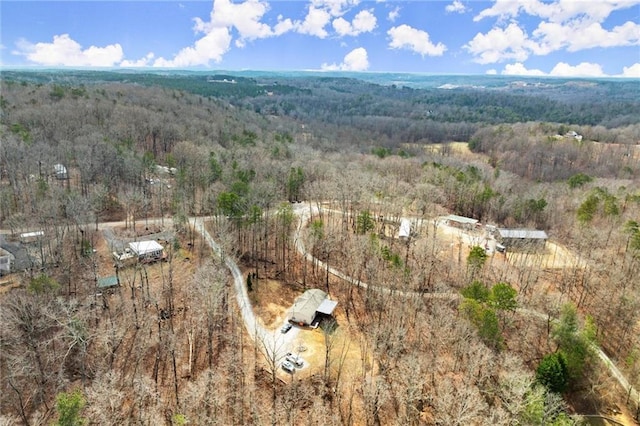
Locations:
285;352;304;368
280;322;293;333
281;361;295;373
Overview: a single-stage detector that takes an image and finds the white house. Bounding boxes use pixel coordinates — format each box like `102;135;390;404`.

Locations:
398;218;412;239
128;241;165;262
53;164;68;179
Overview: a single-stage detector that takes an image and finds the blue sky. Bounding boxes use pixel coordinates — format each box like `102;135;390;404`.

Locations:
1;0;639;77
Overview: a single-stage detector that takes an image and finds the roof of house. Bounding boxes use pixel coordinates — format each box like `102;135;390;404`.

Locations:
316;299;338;315
97;276;119;289
443;214;479;225
290;289;330;325
399;218;412;238
0;236;31;270
498;229;548;240
129;240;164;255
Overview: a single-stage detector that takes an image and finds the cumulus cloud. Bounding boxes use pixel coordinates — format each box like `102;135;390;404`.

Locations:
445;0;469;14
549;61;605;77
388;6;400;22
474;0;639;24
621;63;640;78
296;6;332;38
321;47;369;71
14;34;123;67
120;52;155;68
153;27;232;67
500;61;607;77
534;20;640;53
464;23;535;64
274;15;295;36
486;69;498;75
469;0;640;64
388;25;446;56
155;0;281;66
207;0;273;42
501;62;545;76
332;9;377;36
311;0;360;17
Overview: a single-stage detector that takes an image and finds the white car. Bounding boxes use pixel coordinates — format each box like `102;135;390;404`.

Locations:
285;353;304;368
281;360;295;373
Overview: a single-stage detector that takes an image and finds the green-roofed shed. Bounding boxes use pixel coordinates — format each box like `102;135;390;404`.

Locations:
97;275;119;290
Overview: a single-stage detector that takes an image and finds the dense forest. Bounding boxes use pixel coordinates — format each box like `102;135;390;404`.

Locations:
0;70;639;425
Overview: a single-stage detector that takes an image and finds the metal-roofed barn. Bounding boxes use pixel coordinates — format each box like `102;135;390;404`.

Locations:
289;289;338;326
442;214;479;230
497;228;548;252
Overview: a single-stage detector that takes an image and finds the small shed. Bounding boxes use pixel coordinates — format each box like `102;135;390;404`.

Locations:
443;214;479;229
129;241;164;261
497;229;548;252
20;231;44;244
0;247;12;275
53;164;68;179
289;289;337;326
398;218;412;240
97;275;120;290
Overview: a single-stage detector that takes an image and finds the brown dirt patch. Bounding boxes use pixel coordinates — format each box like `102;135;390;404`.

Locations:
245;266;364;383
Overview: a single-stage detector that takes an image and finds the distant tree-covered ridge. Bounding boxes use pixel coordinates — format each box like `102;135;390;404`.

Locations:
3;71;638;146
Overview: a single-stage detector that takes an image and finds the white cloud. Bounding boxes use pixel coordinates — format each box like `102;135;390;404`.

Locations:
296;0;370;38
464;23;534;64
387;25;446;56
534;20;640;53
194;0;278;44
501;62;545;76
332;9;377;36
469;0;640;64
120;52;155;68
445;0;468;14
499;61;607;77
274;15;295;36
549;61;605;77
321;47;369;71
388;6;400;22
15;34;124;67
153;27;232;67
296;6;332;38
622;63;640;78
474;0;639;24
486;69;497;75
311;0;360;17
155;0;283;67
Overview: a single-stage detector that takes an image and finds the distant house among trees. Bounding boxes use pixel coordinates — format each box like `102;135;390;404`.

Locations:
0;247;12;275
0;236;31;272
289;289;338;326
20;230;44;244
497;228;548;252
53;163;68;179
398;218;412;240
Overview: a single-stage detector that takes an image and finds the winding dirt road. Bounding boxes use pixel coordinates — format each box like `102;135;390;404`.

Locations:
289;202;639;407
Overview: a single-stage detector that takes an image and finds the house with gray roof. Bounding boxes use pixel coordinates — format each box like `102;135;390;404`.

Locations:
289;289;338;326
497;228;548;252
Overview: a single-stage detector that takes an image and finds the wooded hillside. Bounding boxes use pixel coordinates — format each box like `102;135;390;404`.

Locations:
0;71;639;425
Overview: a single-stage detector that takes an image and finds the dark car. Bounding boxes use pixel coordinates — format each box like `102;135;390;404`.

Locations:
281;322;293;333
